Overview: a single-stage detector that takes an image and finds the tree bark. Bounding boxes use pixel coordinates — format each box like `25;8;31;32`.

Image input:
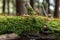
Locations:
48;0;50;14
3;0;5;13
30;0;35;8
16;0;27;16
7;0;10;14
54;0;60;18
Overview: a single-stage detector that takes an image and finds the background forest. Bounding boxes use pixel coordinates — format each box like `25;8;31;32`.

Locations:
0;0;60;18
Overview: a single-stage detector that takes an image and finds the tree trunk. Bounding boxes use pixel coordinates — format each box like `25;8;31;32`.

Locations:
3;0;5;13
48;0;50;14
54;0;60;18
30;0;35;8
7;0;10;14
16;0;27;16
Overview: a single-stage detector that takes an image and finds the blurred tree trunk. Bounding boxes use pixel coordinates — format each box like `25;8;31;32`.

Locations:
59;0;60;18
30;0;35;8
47;0;50;14
42;0;48;16
16;0;27;16
46;0;51;17
54;0;60;18
43;0;46;10
3;0;5;13
7;0;10;14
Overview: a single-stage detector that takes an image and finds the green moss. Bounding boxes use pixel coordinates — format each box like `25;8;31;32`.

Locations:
0;16;60;35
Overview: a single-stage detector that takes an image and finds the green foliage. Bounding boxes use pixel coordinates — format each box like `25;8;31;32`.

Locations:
26;6;35;15
0;16;60;35
0;16;41;35
47;20;60;33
